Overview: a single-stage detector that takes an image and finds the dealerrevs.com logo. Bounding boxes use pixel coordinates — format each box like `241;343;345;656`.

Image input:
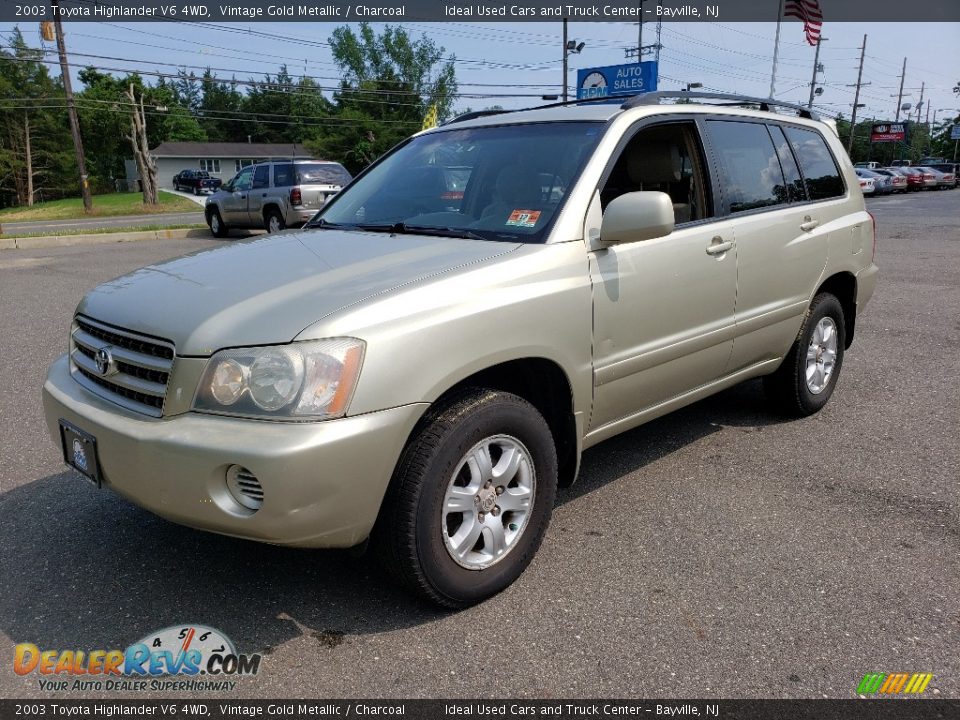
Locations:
857;673;934;695
14;625;261;692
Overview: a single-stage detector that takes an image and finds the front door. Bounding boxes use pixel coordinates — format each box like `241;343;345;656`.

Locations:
221;166;253;224
588;120;738;432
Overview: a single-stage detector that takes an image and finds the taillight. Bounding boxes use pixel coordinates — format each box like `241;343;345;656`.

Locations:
867;211;877;263
290;188;302;206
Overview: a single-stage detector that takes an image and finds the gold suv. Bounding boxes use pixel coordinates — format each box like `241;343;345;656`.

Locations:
43;92;878;607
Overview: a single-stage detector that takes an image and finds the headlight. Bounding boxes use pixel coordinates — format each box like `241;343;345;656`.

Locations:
193;338;365;420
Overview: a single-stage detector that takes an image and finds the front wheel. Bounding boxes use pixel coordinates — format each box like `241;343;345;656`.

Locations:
764;292;846;417
373;389;558;608
207;209;229;238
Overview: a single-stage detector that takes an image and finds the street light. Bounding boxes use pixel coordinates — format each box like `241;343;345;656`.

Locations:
562;18;586;103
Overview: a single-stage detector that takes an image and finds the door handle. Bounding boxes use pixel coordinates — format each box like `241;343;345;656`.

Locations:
262;193;267;197
800;215;820;232
706;236;735;256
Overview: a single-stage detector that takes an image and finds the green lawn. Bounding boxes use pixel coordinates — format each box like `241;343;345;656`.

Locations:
0;191;200;222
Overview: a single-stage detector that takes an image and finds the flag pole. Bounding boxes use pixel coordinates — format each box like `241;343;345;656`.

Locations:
769;0;785;98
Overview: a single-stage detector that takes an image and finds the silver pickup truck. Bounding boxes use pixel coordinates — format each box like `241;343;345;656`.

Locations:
204;159;351;236
43;93;878;607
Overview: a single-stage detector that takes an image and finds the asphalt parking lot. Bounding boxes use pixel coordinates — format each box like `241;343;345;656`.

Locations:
1;190;957;700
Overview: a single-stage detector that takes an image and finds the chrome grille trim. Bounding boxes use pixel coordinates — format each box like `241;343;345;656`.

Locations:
69;315;176;418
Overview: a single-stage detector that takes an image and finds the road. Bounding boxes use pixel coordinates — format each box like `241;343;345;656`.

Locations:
0;210;206;235
0;191;957;700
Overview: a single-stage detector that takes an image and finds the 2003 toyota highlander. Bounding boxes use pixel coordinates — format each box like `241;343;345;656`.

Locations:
43;92;878;607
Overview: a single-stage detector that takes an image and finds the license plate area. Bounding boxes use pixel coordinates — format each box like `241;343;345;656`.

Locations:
59;419;101;487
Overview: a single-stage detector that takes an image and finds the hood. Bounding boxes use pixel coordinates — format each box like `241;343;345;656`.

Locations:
77;230;520;355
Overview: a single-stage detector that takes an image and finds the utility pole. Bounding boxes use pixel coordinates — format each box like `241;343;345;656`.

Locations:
846;34;867;156
894;57;907;121
51;0;92;213
562;17;568;103
807;37;825;109
915;82;925;123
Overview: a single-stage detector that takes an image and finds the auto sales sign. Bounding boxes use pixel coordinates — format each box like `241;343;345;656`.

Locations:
871;123;907;143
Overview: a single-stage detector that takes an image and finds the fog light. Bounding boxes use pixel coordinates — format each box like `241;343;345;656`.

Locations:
225;465;263;511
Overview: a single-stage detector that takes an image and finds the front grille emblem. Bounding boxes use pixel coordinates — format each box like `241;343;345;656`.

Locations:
95;347;117;376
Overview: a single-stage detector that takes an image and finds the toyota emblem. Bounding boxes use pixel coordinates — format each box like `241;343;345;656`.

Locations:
95;347;116;376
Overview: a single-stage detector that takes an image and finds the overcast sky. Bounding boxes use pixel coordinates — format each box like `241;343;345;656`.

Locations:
3;19;958;126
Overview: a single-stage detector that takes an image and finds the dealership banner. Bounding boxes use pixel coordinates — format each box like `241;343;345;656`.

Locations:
4;0;960;22
2;700;959;719
870;123;908;143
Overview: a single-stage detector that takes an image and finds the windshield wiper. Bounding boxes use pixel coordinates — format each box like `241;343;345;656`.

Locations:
355;222;487;241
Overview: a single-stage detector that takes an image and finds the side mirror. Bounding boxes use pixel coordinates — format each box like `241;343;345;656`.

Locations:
599;191;675;245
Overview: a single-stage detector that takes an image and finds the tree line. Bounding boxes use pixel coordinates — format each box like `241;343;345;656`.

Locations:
0;23;457;208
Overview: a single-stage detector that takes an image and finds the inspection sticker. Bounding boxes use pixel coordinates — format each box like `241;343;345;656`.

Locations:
505;209;541;228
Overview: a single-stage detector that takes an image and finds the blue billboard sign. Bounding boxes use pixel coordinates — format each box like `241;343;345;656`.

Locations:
577;62;658;101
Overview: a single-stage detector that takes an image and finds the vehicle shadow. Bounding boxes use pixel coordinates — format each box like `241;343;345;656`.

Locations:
0;380;785;654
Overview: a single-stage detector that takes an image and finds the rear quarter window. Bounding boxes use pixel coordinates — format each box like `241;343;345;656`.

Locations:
783;126;846;201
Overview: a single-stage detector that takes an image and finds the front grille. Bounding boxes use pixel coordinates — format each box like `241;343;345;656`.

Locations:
70;315;176;417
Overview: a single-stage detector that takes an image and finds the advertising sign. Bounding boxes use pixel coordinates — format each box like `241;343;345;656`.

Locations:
577;62;658;100
870;122;907;143
951;124;960;141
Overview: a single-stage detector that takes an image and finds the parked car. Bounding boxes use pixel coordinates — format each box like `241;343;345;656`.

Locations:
857;174;876;194
855;168;890;195
925;163;959;187
173;169;222;195
42;94;878;607
205;160;352;236
872;168;909;193
911;167;939;189
916;166;956;189
854;161;880;170
896;166;932;190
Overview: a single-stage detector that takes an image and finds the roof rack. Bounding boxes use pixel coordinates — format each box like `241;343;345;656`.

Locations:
621;91;819;120
444;109;513;125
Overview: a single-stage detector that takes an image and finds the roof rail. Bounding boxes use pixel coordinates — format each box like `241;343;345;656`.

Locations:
444;109;513;125
621;91;819;120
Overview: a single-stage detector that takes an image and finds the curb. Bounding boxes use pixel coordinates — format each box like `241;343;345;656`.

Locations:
0;227;212;250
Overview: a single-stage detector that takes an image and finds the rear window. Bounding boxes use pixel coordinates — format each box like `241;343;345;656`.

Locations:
783;126;845;201
273;163;351;187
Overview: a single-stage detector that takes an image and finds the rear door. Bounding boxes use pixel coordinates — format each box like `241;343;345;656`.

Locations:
704;120;842;372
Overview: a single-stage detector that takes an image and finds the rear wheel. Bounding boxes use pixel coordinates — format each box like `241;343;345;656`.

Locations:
764;293;846;417
265;209;286;234
207;209;228;238
373;389;557;608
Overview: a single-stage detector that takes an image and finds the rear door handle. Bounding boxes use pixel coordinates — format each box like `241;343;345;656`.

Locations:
706;237;735;256
800;216;820;232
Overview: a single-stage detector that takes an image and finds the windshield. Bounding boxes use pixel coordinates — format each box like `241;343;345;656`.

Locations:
317;122;604;242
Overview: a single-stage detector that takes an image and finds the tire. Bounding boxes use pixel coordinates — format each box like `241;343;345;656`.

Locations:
207;209;229;238
265;209;286;234
764;293;846;417
373;388;558;608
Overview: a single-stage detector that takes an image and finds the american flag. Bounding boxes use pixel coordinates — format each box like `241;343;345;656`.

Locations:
784;0;824;46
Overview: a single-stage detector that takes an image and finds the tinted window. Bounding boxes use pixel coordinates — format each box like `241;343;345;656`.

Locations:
274;163;351;187
706;121;787;213
783;126;845;200
233;167;254;191
770;126;806;202
252;165;270;189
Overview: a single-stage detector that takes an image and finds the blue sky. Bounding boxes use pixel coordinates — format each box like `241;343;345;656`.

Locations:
3;19;958;125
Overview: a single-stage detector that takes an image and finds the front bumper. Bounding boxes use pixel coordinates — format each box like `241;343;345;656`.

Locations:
42;355;427;548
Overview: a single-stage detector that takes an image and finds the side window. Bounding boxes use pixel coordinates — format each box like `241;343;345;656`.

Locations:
252;165;270;189
600;121;712;224
783;126;845;200
770;125;807;203
273;163;295;187
706;120;787;213
233;167;254;191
